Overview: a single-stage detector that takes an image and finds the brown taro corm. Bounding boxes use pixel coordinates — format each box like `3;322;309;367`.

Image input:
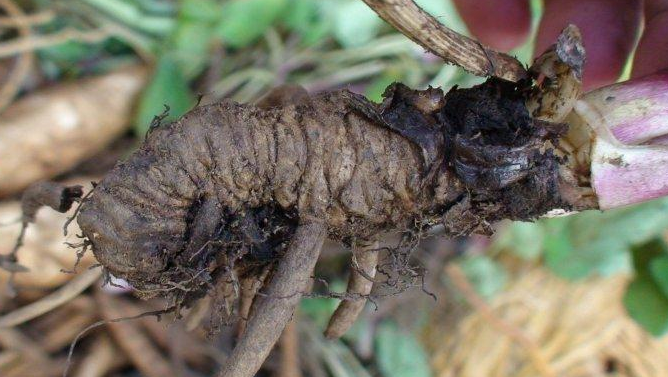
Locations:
73;77;577;375
77;79;568;303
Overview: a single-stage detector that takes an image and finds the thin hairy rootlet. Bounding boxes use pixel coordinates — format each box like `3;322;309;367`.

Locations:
69;78;577;376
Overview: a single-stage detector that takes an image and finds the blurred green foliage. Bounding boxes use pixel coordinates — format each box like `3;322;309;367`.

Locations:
542;197;668;335
624;239;668;336
217;0;288;48
458;255;509;298
376;320;432;377
493;221;545;261
543;203;667;280
172;0;221;77
83;0;176;36
333;0;383;48
135;55;195;135
480;197;668;336
120;0;486;135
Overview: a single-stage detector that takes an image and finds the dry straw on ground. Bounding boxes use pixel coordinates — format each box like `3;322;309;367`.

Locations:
430;262;668;377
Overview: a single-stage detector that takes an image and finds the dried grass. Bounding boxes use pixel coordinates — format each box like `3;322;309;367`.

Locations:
430;261;668;377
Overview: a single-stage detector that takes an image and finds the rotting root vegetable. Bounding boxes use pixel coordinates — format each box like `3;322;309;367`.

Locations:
4;1;668;377
76;58;583;377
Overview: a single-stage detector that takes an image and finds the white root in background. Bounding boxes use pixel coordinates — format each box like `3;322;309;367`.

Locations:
0;66;147;197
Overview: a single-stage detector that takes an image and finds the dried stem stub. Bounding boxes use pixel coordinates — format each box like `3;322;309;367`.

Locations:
527;25;585;123
325;240;380;339
361;0;528;81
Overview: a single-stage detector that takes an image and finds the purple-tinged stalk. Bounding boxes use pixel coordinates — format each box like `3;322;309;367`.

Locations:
571;72;668;210
649;134;668;146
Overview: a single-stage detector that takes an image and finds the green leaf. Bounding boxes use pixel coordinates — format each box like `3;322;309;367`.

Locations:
171;21;215;78
543;221;596;279
83;0;175;36
622;239;668;336
375;320;432;377
300;297;338;329
650;256;668;297
180;0;221;21
458;255;508;299
135;56;194;135
578;200;668;246
333;0;383;48
167;0;223;79
282;0;316;31
215;0;289;48
39;41;103;65
137;0;177;15
631;238;668;274
495;221;545;260
624;275;668;336
365;72;401;102
544;198;668;280
282;0;334;46
543;216;630;280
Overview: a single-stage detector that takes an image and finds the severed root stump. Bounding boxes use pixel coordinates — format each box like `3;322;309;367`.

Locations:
325;240;379;339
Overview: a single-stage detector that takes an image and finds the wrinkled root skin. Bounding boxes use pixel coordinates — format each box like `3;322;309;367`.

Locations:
76;78;569;307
